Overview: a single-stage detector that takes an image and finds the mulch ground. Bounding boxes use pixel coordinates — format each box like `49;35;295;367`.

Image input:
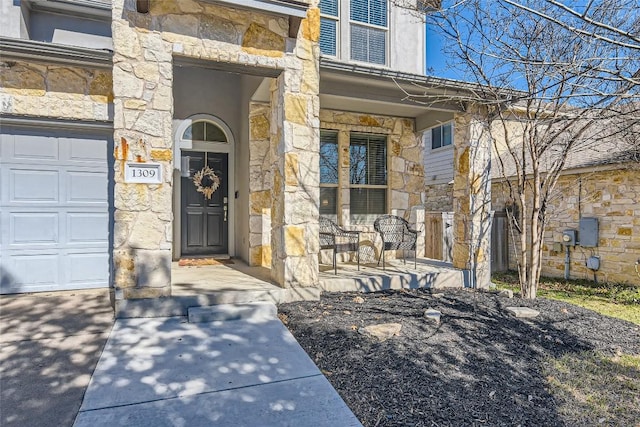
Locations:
278;288;640;427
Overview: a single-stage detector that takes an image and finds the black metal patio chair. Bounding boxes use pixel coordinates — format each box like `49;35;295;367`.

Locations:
319;217;360;274
374;214;418;270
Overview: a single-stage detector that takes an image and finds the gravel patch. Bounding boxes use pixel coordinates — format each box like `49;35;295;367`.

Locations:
279;289;640;427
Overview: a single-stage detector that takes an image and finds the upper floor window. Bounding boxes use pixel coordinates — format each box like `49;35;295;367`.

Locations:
350;133;387;218
350;0;387;65
431;123;453;149
182;120;228;143
320;0;339;56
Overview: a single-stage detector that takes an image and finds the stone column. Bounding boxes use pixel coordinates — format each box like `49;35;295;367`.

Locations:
269;8;320;288
111;0;174;299
452;107;492;289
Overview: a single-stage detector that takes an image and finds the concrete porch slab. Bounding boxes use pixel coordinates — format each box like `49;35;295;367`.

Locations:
74;316;361;426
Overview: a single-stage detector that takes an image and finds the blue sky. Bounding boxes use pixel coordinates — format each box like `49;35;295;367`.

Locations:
425;23;462;81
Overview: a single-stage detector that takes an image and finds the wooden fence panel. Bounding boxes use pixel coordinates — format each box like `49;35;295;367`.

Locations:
424;212;443;260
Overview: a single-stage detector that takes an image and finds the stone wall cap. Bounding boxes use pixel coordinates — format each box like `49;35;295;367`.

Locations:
204;0;309;18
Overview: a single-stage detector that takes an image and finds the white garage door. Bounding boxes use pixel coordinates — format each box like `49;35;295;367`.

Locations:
0;126;111;294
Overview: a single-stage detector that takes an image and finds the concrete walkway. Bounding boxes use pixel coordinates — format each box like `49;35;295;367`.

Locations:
0;289;114;427
74;303;362;426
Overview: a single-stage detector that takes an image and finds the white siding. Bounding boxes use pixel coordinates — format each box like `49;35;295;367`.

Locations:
423;130;454;185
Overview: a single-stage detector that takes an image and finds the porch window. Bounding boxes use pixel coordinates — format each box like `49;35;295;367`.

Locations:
320;130;339;217
182;120;227;143
320;0;339;56
431;123;453;149
349;133;387;220
350;0;387;65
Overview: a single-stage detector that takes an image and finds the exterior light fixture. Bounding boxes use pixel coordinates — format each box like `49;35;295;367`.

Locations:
136;0;150;13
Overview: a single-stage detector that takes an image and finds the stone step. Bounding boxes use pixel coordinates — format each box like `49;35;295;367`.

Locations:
188;302;277;323
114;287;320;318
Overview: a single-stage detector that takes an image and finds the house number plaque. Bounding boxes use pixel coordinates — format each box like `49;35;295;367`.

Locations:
124;162;163;184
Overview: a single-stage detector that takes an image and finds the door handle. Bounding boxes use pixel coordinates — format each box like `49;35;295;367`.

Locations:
223;205;228;222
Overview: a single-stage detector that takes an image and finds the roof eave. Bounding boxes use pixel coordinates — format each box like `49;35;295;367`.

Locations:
0;37;113;69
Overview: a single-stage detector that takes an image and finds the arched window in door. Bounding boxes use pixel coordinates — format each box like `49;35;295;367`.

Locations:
182;120;228;143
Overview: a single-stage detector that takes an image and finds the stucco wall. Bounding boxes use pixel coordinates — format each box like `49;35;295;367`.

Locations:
493;167;640;284
0;60;112;121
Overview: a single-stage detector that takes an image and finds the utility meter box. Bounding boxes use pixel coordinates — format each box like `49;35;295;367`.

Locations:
562;229;577;246
579;217;599;247
586;255;600;271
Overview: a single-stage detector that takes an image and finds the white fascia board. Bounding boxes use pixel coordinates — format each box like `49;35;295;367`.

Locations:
26;0;111;20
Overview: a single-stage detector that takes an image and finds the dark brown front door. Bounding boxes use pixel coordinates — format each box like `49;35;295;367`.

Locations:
181;151;228;255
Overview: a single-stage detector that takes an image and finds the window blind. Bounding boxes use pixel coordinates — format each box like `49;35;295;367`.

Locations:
350;0;387;26
320;18;337;56
349;134;387;185
320;0;338;16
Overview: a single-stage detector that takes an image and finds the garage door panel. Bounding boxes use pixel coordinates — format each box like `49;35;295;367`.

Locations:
10;169;60;202
67;171;108;203
12;134;59;160
67;137;107;163
68;213;109;244
67;252;109;284
7;254;60;286
10;213;59;244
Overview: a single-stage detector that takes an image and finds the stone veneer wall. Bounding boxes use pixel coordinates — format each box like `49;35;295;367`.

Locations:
493;167;640;284
424;183;453;211
112;0;320;296
0;61;112;120
319;109;425;262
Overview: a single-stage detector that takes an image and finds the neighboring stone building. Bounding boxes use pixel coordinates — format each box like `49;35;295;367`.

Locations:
491;146;640;285
0;0;493;298
424;116;640;284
